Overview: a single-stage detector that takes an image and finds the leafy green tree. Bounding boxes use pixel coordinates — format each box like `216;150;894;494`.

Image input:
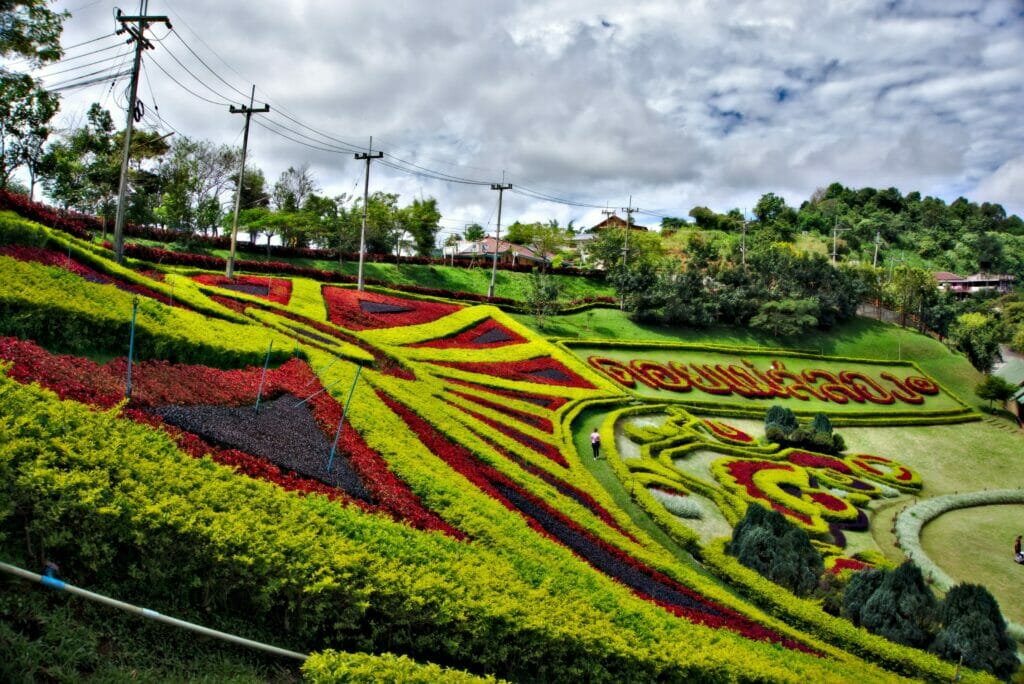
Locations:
40;103;120;231
930;584;1018;681
0;73;58;194
400;197;441;256
658;267;718;327
463;223;485;242
859;562;938;648
526;268;560;329
842;568;885;626
749;297;818;337
884;265;934;328
727;503;823;596
974;375;1017;410
949;312;1004;372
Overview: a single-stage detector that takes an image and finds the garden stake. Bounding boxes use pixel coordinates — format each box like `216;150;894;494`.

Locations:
254;341;273;413
294;375;345;407
304;354;342;386
125;297;139;399
327;365;362;474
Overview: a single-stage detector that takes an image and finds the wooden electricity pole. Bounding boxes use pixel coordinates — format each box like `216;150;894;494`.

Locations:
112;3;170;265
226;86;269;278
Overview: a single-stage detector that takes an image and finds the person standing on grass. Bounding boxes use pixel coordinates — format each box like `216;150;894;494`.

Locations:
1015;535;1023;563
590;428;601;459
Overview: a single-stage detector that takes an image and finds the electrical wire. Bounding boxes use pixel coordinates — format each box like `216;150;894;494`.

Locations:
146;53;233;106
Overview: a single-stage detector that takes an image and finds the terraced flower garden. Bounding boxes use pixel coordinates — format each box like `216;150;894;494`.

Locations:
0;207;1019;682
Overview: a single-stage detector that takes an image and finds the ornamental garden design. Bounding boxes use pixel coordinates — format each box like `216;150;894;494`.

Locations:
0;207;1003;682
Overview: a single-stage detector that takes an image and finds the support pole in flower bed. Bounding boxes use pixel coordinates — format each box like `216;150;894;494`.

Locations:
125;297;139;399
327;364;362;474
254;340;273;413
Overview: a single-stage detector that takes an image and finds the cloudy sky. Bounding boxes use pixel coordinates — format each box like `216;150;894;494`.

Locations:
24;0;1024;238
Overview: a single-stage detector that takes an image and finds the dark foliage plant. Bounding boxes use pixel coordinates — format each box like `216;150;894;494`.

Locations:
727;503;823;596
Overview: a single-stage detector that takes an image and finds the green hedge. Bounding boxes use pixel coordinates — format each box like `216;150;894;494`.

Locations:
0;256;293;367
303;651;501;683
0;373;905;683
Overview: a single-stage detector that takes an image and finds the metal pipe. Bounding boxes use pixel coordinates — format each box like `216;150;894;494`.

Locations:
0;560;307;662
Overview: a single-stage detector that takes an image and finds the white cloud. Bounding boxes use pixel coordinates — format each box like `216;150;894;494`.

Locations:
30;0;1024;232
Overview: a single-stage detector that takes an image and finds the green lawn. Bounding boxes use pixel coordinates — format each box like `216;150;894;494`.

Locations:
920;504;1024;626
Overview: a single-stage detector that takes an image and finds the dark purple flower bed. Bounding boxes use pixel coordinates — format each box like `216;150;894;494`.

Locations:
153;394;371;501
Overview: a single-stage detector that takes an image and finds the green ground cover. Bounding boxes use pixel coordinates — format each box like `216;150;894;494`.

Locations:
920;504;1024;626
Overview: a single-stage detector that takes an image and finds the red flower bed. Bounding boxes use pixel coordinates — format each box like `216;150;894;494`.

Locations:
720;461;813;526
828;557;872;574
701;419;754;444
786;450;854;474
0;338;457;537
448;401;567;467
192;274;292;305
379;390;815;653
409;317;527;350
445;378;569;412
323;286;462;331
588;355;946;407
449;389;554;433
0;245;176;306
431;356;596;390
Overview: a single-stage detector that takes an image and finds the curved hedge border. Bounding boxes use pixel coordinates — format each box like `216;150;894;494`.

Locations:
894;489;1024;644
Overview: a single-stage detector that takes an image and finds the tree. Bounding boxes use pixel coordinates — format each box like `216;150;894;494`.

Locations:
727;503;823;596
400;197;441;256
884;265;934;328
463;223;485;242
930;584;1018;681
749;297;818;337
1;1;65;64
842;568;885;626
1;1;65;193
974;375;1017;410
0;74;58;195
40;103;121;233
949;312;1004;372
859;562;938;648
526;268;560;330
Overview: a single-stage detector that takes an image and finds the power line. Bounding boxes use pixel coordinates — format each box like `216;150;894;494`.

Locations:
146;53;232;106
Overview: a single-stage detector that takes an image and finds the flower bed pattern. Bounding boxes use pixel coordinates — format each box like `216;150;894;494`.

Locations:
603;404;920;567
379;389;814;653
0;337;457;537
430;356;596;390
1;245;176;306
408;317;527;349
192;274;292;305
323;286;462;330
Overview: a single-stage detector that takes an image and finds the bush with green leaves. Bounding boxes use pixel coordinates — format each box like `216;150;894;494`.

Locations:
850;562;938;649
727;503;823;596
763;405;845;454
930;584;1018;681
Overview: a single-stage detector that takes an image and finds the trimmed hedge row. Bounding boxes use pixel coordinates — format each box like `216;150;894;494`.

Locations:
0;372;899;683
0;256;293;368
303;651;501;683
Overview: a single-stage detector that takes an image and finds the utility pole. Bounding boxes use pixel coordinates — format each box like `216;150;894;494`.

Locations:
741;208;748;271
487;182;512;300
226;86;269;278
355;138;383;291
872;230;881;268
112;3;171;265
831;217;848;265
620;197;638;311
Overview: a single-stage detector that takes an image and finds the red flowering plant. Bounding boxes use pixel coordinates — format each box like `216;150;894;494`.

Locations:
323;286;462;331
0;245;176;306
378;390;815;653
408;317;527;350
0;337;459;538
192;274;293;306
430;356;596;390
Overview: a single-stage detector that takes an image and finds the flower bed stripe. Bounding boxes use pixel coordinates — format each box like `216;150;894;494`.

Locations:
408;317;527;350
448;389;554;433
378;389;815;652
430;356;596;390
447;400;568;467
192;274;292;305
323;286;462;330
